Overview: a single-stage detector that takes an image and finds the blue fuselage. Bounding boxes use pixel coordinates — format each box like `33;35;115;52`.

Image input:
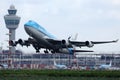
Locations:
24;20;55;49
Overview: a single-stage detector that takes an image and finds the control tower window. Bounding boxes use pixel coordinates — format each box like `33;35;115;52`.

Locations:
5;20;19;25
8;10;16;15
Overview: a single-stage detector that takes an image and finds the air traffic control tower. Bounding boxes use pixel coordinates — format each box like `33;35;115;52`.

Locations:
4;5;21;54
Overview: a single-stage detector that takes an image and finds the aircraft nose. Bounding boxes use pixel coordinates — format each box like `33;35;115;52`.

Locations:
24;26;29;31
24;26;31;33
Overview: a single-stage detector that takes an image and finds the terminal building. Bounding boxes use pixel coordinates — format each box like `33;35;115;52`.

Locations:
0;50;120;69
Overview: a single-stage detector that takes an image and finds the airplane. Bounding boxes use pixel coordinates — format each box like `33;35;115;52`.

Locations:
53;60;67;69
0;63;8;69
99;61;112;70
9;20;118;54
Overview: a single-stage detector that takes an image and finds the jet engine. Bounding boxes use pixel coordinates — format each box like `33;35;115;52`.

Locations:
18;39;30;47
9;40;17;46
85;41;94;47
18;39;24;46
61;39;70;46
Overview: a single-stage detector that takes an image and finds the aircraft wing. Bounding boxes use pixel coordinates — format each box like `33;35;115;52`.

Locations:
90;40;118;44
47;39;118;48
9;38;46;48
70;39;118;47
9;38;118;53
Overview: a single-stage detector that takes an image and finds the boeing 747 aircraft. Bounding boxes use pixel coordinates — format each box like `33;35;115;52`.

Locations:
99;61;112;70
0;63;8;69
53;60;67;69
9;20;118;54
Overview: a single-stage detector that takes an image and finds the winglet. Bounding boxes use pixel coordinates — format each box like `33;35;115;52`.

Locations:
113;39;119;42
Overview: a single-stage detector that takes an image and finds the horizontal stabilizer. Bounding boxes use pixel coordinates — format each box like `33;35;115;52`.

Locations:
72;50;94;52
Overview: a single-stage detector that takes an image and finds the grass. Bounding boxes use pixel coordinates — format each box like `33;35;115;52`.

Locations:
0;76;120;80
0;69;120;80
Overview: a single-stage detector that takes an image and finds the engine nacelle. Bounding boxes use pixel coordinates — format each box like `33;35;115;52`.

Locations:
85;41;94;47
18;39;30;47
24;40;30;47
18;39;24;46
9;40;17;46
61;39;70;46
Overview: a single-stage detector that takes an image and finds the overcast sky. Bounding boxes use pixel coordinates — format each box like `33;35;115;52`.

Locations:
0;0;120;53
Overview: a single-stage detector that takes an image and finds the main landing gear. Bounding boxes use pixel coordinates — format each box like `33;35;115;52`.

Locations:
44;50;49;53
36;50;40;53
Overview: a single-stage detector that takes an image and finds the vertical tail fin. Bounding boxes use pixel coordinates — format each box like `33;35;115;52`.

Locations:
74;33;78;40
53;58;57;66
109;61;112;66
71;33;78;40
